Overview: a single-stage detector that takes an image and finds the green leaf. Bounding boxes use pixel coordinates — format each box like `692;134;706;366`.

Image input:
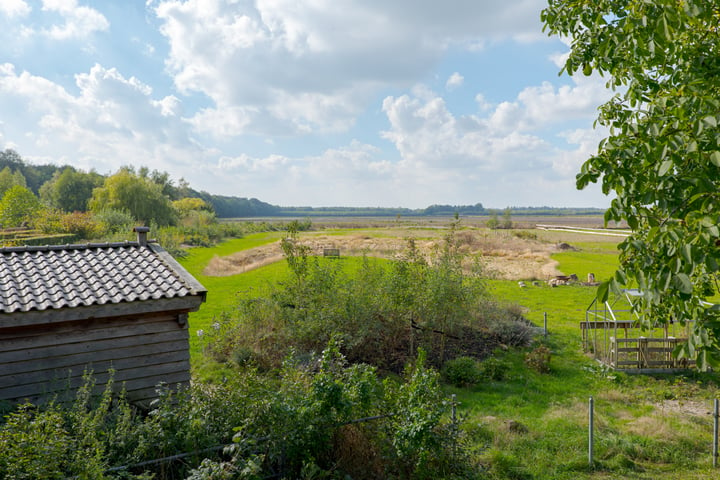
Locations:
710;151;720;167
658;160;673;176
702;115;718;128
597;280;610;303
627;215;638;230
672;273;693;294
680;244;692;264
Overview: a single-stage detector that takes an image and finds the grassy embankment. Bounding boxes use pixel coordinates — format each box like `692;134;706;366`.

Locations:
180;229;720;480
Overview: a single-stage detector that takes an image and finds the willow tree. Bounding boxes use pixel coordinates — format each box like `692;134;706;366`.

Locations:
542;1;720;367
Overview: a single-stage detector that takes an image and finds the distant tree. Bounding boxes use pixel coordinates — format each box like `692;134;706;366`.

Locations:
502;208;513;229
486;211;500;230
173;197;215;228
0;167;27;198
0;186;41;228
40;168;104;212
0;149;62;195
89;168;177;227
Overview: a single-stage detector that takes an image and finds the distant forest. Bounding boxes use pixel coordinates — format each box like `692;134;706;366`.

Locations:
0;150;604;219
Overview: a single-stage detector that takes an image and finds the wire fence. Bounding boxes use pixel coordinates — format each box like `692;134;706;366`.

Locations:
83;396;460;480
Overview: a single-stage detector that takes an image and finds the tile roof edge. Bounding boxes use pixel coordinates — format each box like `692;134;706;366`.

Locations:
0;241;139;253
148;243;208;301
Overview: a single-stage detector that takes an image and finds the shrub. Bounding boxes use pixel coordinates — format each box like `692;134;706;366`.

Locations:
442;356;482;387
479;356;511;381
525;345;551;373
94;208;135;235
208;224;533;375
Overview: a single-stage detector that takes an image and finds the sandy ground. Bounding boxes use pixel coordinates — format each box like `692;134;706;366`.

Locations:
203;230;567;281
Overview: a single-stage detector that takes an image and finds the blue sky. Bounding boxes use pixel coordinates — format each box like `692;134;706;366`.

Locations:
0;0;614;209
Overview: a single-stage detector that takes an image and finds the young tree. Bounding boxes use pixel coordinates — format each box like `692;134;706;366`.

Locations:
0;167;27;198
40;168;104;212
543;1;720;367
0;185;41;227
89;168;177;227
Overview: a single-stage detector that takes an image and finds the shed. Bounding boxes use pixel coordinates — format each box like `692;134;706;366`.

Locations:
0;227;207;406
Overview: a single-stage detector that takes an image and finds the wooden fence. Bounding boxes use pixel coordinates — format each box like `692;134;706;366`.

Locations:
608;336;694;370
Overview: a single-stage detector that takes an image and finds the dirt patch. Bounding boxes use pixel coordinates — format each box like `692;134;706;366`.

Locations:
204;230;566;281
654;399;711;417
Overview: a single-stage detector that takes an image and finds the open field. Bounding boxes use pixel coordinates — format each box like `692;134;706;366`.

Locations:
179;220;720;479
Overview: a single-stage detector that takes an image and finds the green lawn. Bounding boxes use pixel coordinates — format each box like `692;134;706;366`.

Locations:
179;231;720;479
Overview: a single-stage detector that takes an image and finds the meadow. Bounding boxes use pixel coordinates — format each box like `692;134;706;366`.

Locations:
179;221;720;479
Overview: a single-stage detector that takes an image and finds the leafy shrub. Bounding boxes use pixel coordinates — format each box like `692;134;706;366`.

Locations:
525;345;552;373
209;224;530;373
94;208;135;235
0;346;470;479
479;356;511;381
512;230;537;241
443;356;482;387
60;211;102;239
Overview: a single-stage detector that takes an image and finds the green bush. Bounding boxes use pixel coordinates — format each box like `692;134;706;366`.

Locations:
208;224;530;373
443;356;482;387
0;346;471;479
479;356;511;381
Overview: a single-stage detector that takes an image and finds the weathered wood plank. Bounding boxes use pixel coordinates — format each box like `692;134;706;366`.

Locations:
0;316;182;352
0;314;177;341
0;349;189;389
0;330;188;364
580;320;635;329
1;361;191;401
0;342;188;378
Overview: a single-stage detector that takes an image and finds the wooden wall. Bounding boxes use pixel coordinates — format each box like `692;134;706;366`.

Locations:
0;313;190;406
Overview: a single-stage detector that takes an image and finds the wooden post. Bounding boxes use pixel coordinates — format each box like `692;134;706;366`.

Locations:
589;396;594;468
544;312;548;337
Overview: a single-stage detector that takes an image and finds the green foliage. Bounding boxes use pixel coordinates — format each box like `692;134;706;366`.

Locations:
0;185;41;227
443;356;482;387
385;349;459;478
543;0;720;366
208;224;530;373
0;346;467;479
486;211;500;230
478;355;511;381
0;166;27;198
39;167;103;212
89;167;177;227
94;208;136;235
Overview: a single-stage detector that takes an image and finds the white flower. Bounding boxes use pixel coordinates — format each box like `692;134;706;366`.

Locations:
212;322;221;330
197;329;205;337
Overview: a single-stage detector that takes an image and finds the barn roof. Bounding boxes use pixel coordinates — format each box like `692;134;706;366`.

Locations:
0;236;206;314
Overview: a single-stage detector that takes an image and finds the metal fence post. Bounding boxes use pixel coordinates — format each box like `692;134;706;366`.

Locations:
589;396;594;468
714;399;719;468
544;312;548;337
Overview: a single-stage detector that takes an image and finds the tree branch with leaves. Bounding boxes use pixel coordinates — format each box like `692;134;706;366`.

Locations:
543;0;720;367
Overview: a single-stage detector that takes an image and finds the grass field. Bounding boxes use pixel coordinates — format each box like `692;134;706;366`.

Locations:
179;224;720;479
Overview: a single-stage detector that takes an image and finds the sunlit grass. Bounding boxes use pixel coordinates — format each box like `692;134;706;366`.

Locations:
179;227;720;479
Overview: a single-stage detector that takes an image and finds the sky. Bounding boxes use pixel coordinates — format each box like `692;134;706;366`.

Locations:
0;0;615;209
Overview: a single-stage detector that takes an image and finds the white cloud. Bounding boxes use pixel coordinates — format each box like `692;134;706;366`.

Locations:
446;72;464;90
40;0;109;40
0;0;31;18
0;63;203;175
154;0;547;137
377;77;612;206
